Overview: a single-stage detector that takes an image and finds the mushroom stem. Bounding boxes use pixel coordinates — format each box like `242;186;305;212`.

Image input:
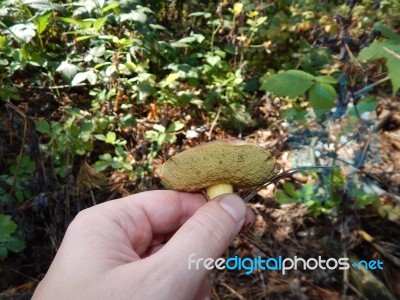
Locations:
206;183;233;200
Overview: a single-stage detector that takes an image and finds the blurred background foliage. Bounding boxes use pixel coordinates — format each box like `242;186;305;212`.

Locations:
1;0;400;298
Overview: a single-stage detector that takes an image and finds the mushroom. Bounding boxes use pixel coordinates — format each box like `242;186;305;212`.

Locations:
157;139;276;199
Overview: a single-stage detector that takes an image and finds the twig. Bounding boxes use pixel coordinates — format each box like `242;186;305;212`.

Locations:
345;43;364;71
358;230;400;268
384;47;400;60
208;105;222;140
90;189;97;206
6;102;28;200
244;166;336;202
239;231;273;257
353;76;391;99
15;83;94;90
347;282;369;300
220;283;245;300
323;153;400;198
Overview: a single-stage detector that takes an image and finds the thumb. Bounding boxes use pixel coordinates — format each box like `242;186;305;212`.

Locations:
155;193;246;296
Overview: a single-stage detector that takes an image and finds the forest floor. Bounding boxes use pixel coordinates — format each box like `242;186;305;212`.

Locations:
1;88;399;299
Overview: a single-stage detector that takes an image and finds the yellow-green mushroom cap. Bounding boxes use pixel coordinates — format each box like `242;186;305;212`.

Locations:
157;139;275;197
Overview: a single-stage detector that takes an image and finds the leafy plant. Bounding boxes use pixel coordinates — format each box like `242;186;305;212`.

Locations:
35;112;95;178
145;121;185;162
0;155;35;203
378;204;400;221
358;22;400;95
0;214;25;261
261;70;338;117
275;168;383;216
276;175;339;217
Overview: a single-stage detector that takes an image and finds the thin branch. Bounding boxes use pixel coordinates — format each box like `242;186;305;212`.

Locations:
244;166;336;202
384;47;400;60
208;105;222;140
353;76;391;99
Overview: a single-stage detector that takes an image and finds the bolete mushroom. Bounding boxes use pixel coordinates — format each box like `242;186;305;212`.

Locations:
157;139;276;199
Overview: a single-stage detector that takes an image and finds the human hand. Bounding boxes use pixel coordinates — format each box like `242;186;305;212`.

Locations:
33;190;254;300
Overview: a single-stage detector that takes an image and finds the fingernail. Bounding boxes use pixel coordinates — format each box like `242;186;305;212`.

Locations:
218;194;246;222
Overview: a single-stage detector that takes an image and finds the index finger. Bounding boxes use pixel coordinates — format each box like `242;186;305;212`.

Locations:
118;190;208;234
90;190;206;253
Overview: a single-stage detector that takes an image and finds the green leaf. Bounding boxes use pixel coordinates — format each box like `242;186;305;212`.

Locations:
21;155;35;173
80;121;94;138
0;233;13;243
101;2;119;13
0;245;8;260
314;75;338;84
22;0;54;11
35;120;51;134
348;96;377;116
0;86;19;101
95;134;106;141
93;17;107;31
170;42;190;48
71;70;96;86
94;160;110;172
178;36;197;44
387;56;400;95
71;72;88;86
86;70;97;85
82;141;94;152
261;70;314;98
308;83;336;117
373;22;400;42
0;36;7;49
164;72;180;85
120;11;147;23
300;184;314;201
105;65;117;76
56;61;80;81
64;108;81;116
358;41;400;61
115;146;126;158
358;40;400;95
145;130;158;141
206;55;221;66
76;35;95;42
5;237;25;252
282;182;299;198
57;17;80;26
193;34;205;43
0;215;17;235
176;34;205;44
166;121;184;133
36;12;52;35
275;191;295;204
153;124;165;133
99;153;112;161
9;23;36;43
165;134;177;144
149;24;167;31
111;161;124;169
188;12;211;18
